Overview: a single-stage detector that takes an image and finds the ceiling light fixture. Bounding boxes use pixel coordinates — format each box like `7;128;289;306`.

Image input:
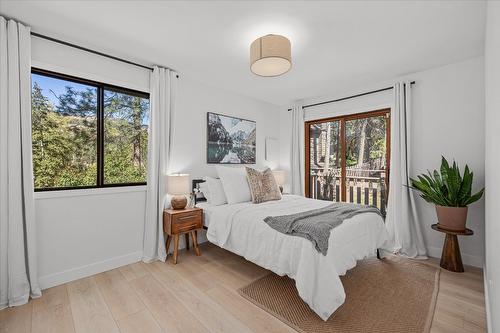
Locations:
250;34;291;77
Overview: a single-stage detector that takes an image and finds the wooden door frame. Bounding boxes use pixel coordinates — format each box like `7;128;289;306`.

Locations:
304;108;391;200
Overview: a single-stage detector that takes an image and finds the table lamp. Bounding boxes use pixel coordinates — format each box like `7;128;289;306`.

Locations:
272;170;286;193
167;174;190;210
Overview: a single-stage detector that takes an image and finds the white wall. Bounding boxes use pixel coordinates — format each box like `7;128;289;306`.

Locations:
411;57;484;267
31;35;150;92
170;75;281;177
32;38;281;289
303;89;393;121
484;2;500;332
34;188;146;288
281;57;485;267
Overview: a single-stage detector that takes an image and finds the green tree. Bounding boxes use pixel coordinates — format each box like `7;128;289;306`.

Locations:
32;83;75;187
31;79;149;188
103;91;149;184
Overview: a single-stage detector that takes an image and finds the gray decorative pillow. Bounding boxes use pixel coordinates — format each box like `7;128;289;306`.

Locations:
245;167;282;204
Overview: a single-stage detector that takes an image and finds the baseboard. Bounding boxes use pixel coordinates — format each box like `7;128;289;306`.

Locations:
40;232;208;290
427;246;483;268
38;251;143;290
484;264;492;333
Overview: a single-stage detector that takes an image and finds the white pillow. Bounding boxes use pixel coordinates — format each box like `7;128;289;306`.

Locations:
216;166;252;204
205;176;227;206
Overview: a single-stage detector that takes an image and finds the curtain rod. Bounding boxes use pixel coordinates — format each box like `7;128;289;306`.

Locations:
30;32;179;78
287;81;415;111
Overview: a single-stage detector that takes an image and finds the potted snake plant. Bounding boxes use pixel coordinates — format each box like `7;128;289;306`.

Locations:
410;157;484;232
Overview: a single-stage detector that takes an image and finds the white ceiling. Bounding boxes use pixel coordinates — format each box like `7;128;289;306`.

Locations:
0;1;486;106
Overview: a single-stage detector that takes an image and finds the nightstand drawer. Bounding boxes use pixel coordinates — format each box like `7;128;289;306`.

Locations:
171;211;202;234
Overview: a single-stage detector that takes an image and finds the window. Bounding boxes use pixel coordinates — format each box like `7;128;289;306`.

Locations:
305;109;390;214
103;88;149;184
31;69;150;190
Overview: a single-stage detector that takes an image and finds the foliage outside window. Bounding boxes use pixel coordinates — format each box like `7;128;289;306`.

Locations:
104;89;149;184
306;110;390;213
31;69;150;190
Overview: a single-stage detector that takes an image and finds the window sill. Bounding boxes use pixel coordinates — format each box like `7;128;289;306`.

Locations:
34;185;147;200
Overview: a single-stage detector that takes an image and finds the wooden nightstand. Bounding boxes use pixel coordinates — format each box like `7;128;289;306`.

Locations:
163;207;203;264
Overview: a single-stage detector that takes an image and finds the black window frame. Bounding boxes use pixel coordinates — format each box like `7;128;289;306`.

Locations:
31;68;150;192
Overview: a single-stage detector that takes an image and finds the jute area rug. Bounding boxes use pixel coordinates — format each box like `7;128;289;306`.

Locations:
238;257;440;333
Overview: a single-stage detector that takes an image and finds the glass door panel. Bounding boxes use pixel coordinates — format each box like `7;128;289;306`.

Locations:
345;114;388;214
305;109;390;215
308;120;342;201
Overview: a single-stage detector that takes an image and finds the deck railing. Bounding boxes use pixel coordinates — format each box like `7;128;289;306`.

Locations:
309;168;387;216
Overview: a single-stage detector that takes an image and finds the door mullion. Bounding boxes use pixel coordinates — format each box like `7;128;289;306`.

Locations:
340;118;346;202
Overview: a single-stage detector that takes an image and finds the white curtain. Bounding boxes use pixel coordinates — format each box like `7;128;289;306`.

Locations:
290;105;305;196
142;67;177;262
0;17;41;309
384;82;427;258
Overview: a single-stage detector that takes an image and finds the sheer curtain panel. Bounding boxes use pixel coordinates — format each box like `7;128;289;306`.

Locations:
0;17;41;309
142;66;177;262
384;82;427;258
290;105;305;196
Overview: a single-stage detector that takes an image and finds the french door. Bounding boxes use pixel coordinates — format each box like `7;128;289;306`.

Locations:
305;109;390;214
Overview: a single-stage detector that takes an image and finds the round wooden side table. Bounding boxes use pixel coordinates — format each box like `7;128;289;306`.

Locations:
431;224;473;273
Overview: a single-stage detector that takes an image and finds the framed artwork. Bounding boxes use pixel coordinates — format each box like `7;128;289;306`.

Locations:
207;112;256;164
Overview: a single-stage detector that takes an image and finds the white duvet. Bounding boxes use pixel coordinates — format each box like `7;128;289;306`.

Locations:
205;195;389;321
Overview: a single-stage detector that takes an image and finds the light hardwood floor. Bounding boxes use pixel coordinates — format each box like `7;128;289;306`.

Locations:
0;243;486;333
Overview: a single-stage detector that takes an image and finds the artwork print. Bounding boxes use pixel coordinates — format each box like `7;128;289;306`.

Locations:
207;112;256;164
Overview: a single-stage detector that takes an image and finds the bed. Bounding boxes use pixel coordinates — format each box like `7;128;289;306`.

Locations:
193;178;389;321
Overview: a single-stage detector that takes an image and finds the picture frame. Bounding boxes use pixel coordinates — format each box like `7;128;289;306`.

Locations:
206;112;256;164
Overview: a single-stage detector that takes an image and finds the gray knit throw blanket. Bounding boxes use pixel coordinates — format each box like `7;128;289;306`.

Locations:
263;203;382;255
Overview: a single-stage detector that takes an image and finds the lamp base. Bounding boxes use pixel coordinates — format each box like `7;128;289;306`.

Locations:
171;195;187;210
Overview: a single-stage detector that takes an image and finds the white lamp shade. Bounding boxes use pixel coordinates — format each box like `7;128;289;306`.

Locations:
166;174;190;195
272;170;286;186
250;34;291;77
